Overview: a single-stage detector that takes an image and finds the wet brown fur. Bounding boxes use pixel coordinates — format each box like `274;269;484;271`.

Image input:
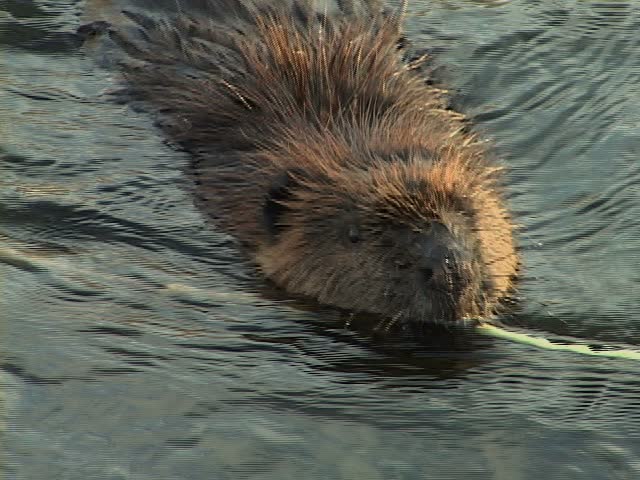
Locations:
95;0;518;326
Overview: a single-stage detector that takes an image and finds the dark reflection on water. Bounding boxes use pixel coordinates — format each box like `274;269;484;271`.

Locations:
3;0;640;478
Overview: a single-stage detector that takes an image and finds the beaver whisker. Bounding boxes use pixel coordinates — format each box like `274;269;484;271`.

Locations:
374;309;405;333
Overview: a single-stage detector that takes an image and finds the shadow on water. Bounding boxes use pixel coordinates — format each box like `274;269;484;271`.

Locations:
239;287;500;381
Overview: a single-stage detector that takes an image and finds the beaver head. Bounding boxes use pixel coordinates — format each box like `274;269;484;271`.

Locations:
254;133;518;326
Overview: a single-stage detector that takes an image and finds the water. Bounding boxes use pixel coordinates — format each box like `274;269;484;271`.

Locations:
2;1;640;478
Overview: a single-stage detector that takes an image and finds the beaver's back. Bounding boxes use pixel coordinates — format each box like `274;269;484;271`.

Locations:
105;0;465;230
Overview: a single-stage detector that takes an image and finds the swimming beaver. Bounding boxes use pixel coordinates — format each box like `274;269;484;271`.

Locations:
83;0;518;326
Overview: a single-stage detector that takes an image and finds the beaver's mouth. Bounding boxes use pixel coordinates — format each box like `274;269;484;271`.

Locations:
362;306;474;333
369;292;472;329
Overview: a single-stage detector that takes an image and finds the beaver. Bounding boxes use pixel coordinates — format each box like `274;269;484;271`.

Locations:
82;0;518;327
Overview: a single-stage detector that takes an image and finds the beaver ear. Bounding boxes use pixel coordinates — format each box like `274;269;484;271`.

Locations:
262;170;304;237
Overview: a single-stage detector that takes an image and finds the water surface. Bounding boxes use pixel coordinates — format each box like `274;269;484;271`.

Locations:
3;1;640;478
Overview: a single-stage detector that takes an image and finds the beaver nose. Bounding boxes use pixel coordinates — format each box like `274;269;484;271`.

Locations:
419;262;449;287
420;267;435;282
417;246;457;289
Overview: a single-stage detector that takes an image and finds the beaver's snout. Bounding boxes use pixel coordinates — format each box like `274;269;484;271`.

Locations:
409;223;473;296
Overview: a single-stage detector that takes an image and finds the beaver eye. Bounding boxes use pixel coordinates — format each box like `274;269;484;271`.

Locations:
263;169;306;237
348;225;361;243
